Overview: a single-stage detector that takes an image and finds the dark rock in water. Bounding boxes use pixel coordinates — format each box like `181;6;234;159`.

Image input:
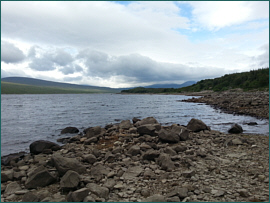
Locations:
1;151;26;166
61;127;79;134
187;118;210;132
51;154;86;176
30;140;60;155
228;124;243;134
25;166;56;189
247;122;258;125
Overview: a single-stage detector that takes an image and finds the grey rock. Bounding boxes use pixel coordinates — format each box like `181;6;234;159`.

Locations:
211;189;225;197
60;170;81;190
182;170;195;178
25;166;56;189
103;179;116;190
144;194;166;202
137;124;160;136
51;154;86;176
187;118;210;132
85;126;104;138
5;182;22;195
132;117;141;124
13;170;26;180
84;137;98;145
61;127;79;134
228;124;243;134
1;151;26;166
134;117;159;127
83;195;96;202
1;169;14;182
127;145;141;156
158;129;179;143
119;120;132;130
142;149;160;161
173;145;187;153
90;164;110;181
167;196;180;202
22;191;40;202
67;188;90;202
163;147;177;156
238;189;249;197
105;152;115;163
86;183;109;199
83;154;97;164
157;153;175;171
122;166;143;180
231;138;243;145
30;140;60;155
171;125;189;141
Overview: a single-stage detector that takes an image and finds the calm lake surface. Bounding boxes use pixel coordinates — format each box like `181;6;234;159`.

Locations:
1;94;269;156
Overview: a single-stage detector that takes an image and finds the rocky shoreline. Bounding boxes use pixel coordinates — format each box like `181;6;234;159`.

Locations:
182;90;269;119
1;117;269;202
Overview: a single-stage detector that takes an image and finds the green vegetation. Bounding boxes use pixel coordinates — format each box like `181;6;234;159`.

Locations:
1;82;113;94
122;68;269;93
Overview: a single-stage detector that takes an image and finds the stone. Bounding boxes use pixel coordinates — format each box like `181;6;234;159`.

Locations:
163;147;177;156
22;191;40;202
187;118;210;132
83;154;97;164
247;122;258;125
67;188;90;202
177;187;189;199
211;189;225;197
182;170;195;178
86;183;109;199
29;140;60;155
228;124;243;134
158;129;179;143
132;117;141;124
171;125;190;141
60;170;81;190
167;196;181;202
238;189;249;197
144;194;166;202
4;182;22;195
83;195;96;202
137;124;160;136
122;166;143;180
1;151;26;166
119;120;132;130
85;126;103;138
90;164;110;181
61;127;79;134
127;145;141;156
134;117;159;127
51;154;86;176
13;170;26;180
25;166;56;189
84;137;98;144
142;149;160;161
157;153;175;171
1;169;14;182
105;152;115;163
231;138;243;145
173;145;187;153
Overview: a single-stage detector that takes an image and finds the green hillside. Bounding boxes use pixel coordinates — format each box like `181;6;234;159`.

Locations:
1;82;113;94
122;68;269;94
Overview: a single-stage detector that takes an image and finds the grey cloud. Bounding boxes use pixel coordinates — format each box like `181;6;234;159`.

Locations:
1;41;25;63
78;50;224;83
29;48;75;72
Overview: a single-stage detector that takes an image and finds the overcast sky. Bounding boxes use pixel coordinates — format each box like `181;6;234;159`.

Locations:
1;1;269;88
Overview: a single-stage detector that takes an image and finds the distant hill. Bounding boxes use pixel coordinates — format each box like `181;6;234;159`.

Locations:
122;68;269;94
1;77;121;94
144;81;196;89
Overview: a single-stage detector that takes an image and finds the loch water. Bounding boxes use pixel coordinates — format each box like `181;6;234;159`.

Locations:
1;94;269;156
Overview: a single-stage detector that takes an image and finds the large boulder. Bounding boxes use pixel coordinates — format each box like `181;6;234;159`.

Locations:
228;124;243;134
66;188;90;202
84;126;105;138
60;170;81;190
30;140;60;155
158;129;179;143
61;127;79;134
137;124;161;136
171;125;189;141
134;117;159;127
51;154;86;176
187;118;210;132
1;151;26;166
119;120;132;130
25;166;56;189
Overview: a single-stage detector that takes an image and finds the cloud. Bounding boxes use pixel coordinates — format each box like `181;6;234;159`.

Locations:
1;41;26;63
187;1;269;30
251;44;269;68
